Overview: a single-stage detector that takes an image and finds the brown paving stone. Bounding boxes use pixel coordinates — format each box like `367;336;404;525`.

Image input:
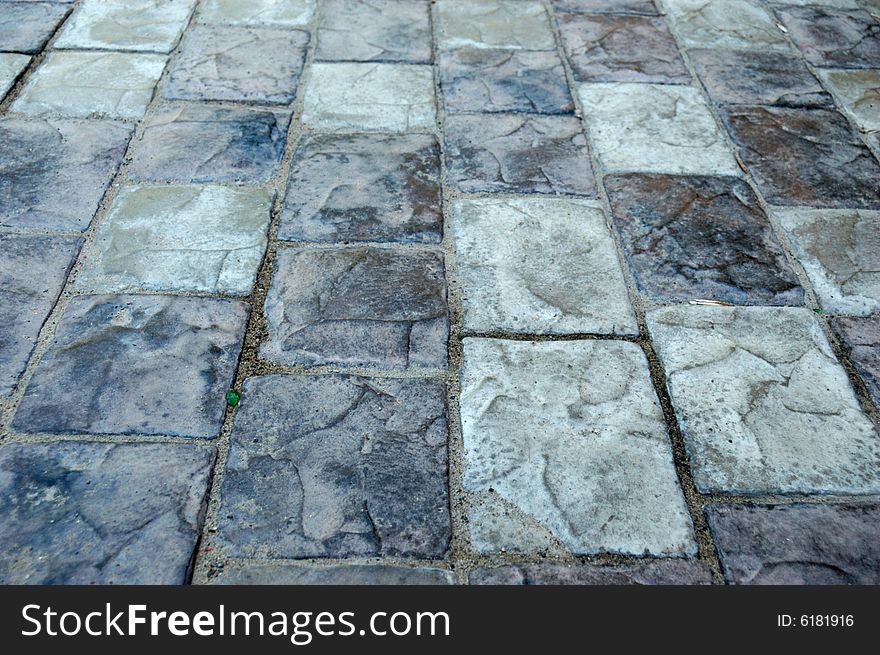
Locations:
831;315;880;408
780;7;880;69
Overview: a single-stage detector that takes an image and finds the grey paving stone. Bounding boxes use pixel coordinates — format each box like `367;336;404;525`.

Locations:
707;504;880;584
660;0;788;49
279;134;442;243
11;51;166;119
0;117;132;231
550;0;658;14
604;174;803;306
436;0;556;51
721;106;880;209
772;0;858;6
12;294;248;438
558;13;689;84
830;315;880;408
75;185;272;295
776;208;880;315
198;0;315;26
0;234;80;396
690;49;832;108
0;1;70;53
647;305;880;494
55;0;194;53
163;25;308;103
780;7;880;68
461;338;696;557
817;69;880;132
451;197;637;334
301;63;436;132
216;375;450;558
579;83;740;175
444;113;595;195
212;564;455;585
128;104;289;182
439;49;573;114
0;52;28;98
469;561;713;585
315;0;431;63
0;441;215;584
262;248;447;370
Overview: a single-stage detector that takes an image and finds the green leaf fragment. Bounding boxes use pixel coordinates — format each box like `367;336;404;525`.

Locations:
225;389;240;407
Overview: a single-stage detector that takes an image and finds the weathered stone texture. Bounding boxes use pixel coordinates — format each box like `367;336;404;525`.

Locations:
198;0;315;26
818;69;880;132
661;0;788;49
0;1;70;53
436;0;556;51
780;7;880;69
469;561;713;585
212;564;455;585
831;315;880;408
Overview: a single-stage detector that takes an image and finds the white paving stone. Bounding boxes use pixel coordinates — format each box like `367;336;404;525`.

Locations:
0;53;29;99
817;69;880;133
435;0;556;51
198;0;315;26
660;0;789;50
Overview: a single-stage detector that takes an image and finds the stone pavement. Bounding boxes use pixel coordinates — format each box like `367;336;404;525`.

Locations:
0;0;878;586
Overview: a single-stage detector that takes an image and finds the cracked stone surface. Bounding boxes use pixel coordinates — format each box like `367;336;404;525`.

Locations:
551;0;658;14
75;185;272;295
128;104;289;182
315;0;431;63
0;1;70;53
301;63;435;132
470;561;713;585
604;174;804;306
776;208;880;315
647;305;880;494
212;564;455;585
451;197;637;334
0;117;132;231
163;25;309;103
660;0;788;50
436;0;556;51
722;106;880;209
12;295;248;438
215;374;450;558
831;315;880;408
460;338;696;557
817;69;880;132
439;49;573;114
0;234;81;396
279;134;442;243
0;53;29;98
262;248;448;370
708;504;880;585
780;7;880;69
444;113;594;194
558;13;689;84
0;442;214;584
198;0;315;26
579;83;740;175
12;51;166;119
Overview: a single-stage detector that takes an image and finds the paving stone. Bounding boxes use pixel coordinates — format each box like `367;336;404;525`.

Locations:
460;338;696;556
451;197;637;334
262;248;447;370
198;0;315;26
11;51;166;119
660;0;788;49
444;114;594;194
469;561;713;585
55;0;194;53
690;49;832;108
212;564;455;585
315;0;431;63
279;134;442;243
707;504;880;584
439;49;573;114
0;235;80;396
605;174;803;306
128;104;290;182
558;13;689;84
550;0;658;14
0;442;214;584
647;305;880;494
780;7;880;68
776;208;880;315
12;294;248;438
817;69;880;132
579;83;740;175
216;374;450;558
75;185;272;295
0;117;132;231
772;0;858;7
436;0;556;51
163;25;308;103
0;1;70;53
0;53;28;98
831;315;880;408
721;106;880;209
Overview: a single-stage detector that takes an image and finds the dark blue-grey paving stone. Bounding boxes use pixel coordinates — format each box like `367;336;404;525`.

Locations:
780;7;880;69
444;113;595;195
261;248;448;370
831;315;880;408
604;174;803;305
0;117;132;231
0;441;215;584
0;234;80;396
469;561;713;585
722;106;880;209
690;49;833;108
558;13;689;84
163;25;309;103
12;294;248;438
315;0;431;63
707;504;880;584
0;1;71;53
216;374;450;558
279;134;442;243
128;104;290;182
550;0;657;13
439;49;573;114
211;564;455;585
